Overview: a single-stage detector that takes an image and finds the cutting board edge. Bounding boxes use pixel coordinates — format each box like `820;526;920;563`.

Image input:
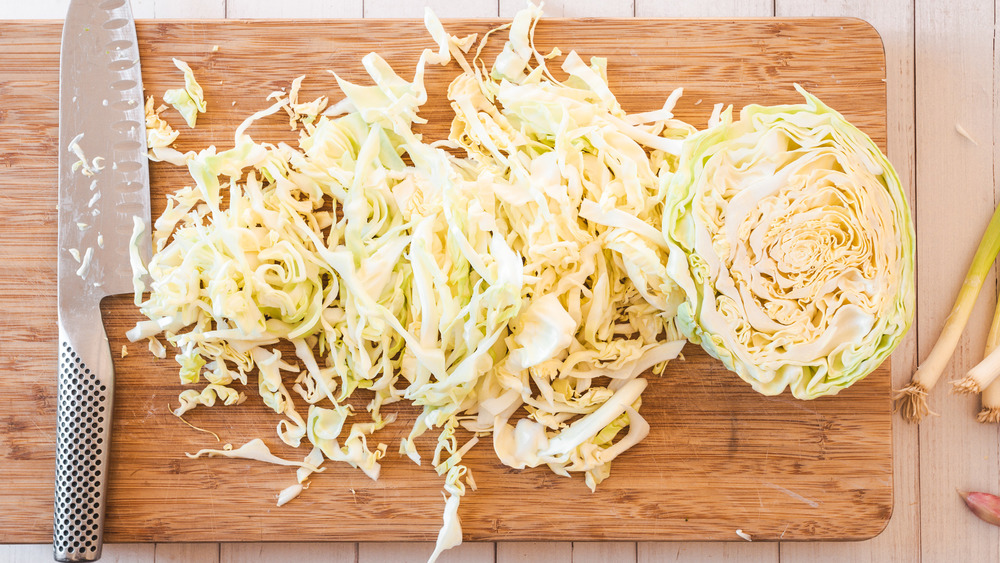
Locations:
0;16;894;545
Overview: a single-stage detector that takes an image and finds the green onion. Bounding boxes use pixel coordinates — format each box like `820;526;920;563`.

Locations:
895;202;1000;421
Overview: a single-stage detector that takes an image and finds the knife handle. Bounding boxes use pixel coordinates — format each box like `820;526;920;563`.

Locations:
54;333;114;562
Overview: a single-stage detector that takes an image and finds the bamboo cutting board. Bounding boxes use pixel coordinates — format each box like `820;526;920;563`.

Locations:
0;18;892;544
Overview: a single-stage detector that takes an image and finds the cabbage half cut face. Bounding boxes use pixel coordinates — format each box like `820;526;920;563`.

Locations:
663;86;915;399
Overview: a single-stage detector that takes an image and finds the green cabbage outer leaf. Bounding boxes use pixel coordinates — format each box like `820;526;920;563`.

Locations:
662;85;915;399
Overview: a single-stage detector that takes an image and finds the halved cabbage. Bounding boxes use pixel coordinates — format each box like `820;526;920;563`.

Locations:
662;85;914;399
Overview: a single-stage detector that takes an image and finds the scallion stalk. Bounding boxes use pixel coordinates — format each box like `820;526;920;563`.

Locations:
955;290;1000;396
978;295;1000;422
955;345;1000;395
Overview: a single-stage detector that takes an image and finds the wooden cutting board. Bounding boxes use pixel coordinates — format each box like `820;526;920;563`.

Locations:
0;18;892;544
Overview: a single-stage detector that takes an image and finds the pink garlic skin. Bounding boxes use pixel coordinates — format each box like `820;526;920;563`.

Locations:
959;490;1000;526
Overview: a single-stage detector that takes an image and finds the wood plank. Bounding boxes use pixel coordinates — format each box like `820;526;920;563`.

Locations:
500;0;633;17
358;542;494;562
149;0;225;18
571;542;636;563
220;543;355;563
634;0;772;17
0;17;891;547
363;0;498;18
0;543;166;563
496;542;571;563
0;544;52;563
95;544;157;562
154;543;219;563
914;0;1000;562
226;0;363;19
638;542;778;562
0;0;220;20
0;0;68;19
774;3;918;563
131;0;154;19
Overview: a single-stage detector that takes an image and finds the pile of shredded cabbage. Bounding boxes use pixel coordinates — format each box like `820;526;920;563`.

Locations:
128;3;911;561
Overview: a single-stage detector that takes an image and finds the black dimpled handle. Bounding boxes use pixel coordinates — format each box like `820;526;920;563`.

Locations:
54;339;113;562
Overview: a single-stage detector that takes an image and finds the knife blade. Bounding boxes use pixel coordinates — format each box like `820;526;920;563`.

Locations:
56;0;150;560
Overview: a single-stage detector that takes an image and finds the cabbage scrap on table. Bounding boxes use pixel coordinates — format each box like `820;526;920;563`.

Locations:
129;3;913;561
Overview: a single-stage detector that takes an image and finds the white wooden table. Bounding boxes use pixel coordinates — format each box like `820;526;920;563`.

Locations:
2;0;995;561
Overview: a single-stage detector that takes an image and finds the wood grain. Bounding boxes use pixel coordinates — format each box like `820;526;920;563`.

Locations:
0;18;891;547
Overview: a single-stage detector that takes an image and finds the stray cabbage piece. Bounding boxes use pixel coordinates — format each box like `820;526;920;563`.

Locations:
276;483;305;507
186;438;322;472
144;95;195;166
163;58;207;128
662;85;915;399
144;96;178;149
268;75;330;130
67;133;105;177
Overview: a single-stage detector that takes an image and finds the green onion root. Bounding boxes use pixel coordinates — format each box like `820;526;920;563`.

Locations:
893;382;935;421
978;388;1000;422
897;202;1000;422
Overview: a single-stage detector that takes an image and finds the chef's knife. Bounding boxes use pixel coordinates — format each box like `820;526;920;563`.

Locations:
56;0;150;560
